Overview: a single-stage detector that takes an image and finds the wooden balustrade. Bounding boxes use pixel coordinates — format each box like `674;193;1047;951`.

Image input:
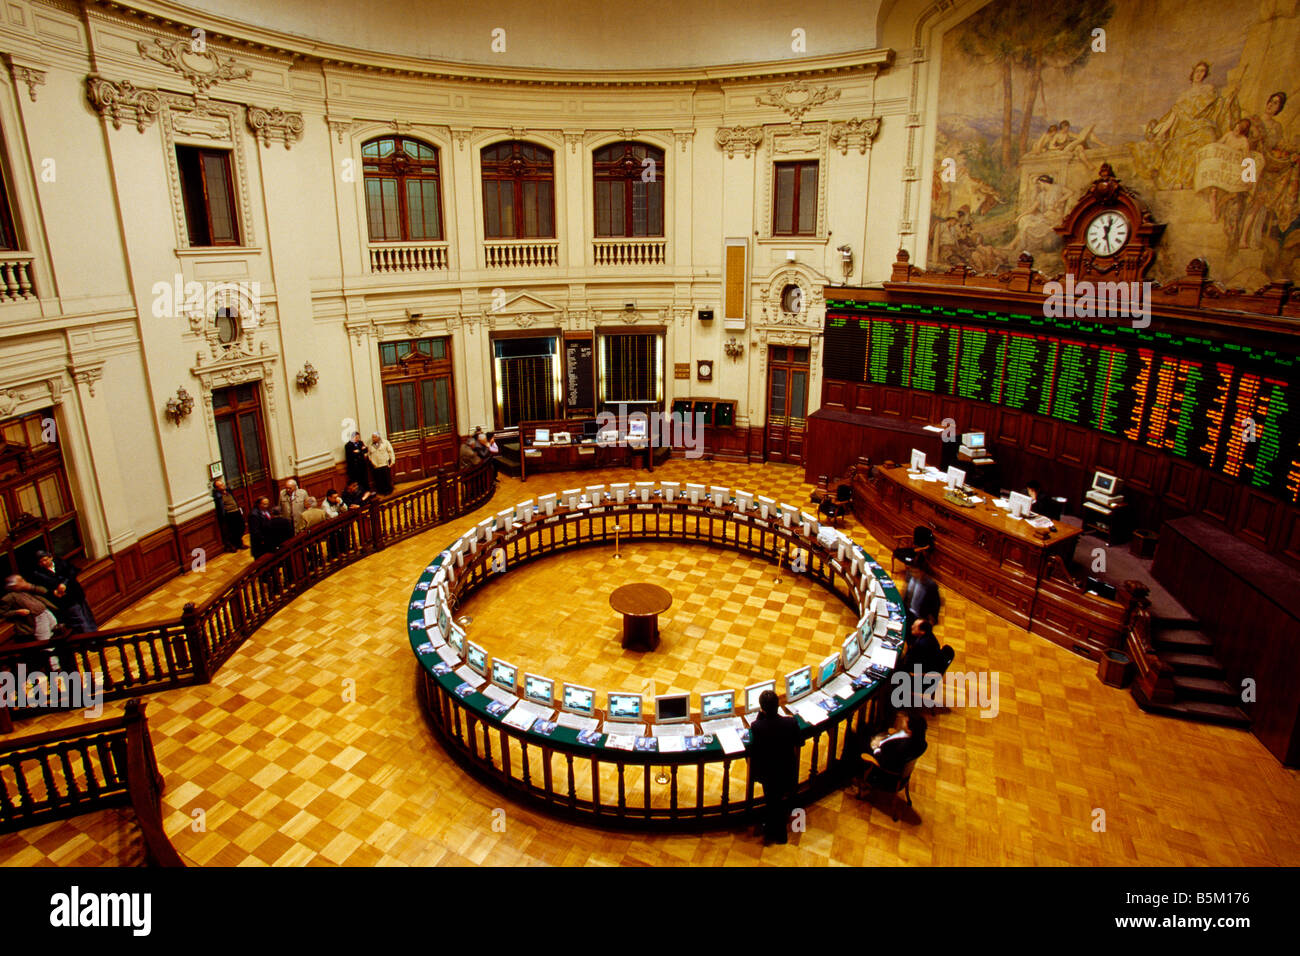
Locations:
0;460;497;731
592;239;667;266
368;241;449;273
0;700;182;864
483;240;559;268
412;498;902;829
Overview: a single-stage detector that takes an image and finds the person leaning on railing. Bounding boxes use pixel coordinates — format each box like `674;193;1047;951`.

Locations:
368;432;396;496
458;437;479;470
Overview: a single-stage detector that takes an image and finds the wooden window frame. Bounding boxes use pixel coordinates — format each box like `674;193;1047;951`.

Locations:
362;137;445;242
480;141;556;239
177;145;241;247
772;160;818;237
592;142;665;238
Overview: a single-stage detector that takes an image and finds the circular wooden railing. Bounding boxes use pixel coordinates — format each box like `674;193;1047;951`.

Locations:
409;485;907;830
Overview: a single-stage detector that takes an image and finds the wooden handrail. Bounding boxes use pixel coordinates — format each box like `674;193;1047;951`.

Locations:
123;700;185;866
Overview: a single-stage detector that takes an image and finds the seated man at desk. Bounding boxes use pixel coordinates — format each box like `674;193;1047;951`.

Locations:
903;618;946;676
853;713;928;797
1025;481;1041;510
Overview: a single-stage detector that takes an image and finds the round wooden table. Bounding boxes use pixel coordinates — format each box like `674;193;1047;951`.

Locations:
609;583;672;651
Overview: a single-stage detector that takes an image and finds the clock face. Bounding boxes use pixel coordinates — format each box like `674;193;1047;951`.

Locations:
698;361;713;381
1086;210;1129;256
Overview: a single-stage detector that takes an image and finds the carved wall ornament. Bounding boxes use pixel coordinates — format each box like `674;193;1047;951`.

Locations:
619;128;638;140
11;65;45;102
247;106;305;149
137;38;252;93
0;389;22;417
172;110;230;141
563;130;584;154
673;130;695;152
450;128;472;150
69;365;104;397
86;75;162;132
761;270;824;327
755;82;841;131
829;117;881;155
326;116;354;144
714;125;764;159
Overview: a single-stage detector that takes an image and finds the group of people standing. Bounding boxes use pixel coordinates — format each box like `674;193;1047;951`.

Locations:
344;431;396;497
1;550;98;644
457;428;499;471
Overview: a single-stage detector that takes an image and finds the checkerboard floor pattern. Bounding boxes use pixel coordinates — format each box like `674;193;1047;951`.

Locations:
3;459;1300;866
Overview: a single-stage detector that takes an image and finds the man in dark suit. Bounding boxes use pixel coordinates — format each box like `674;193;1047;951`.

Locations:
904;618;945;675
865;713;928;791
30;550;96;633
748;689;801;845
902;557;940;640
211;478;246;553
247;496;286;559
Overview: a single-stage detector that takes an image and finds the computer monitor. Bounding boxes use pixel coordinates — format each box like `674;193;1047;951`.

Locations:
561;682;596;717
635;481;655;502
784;666;813;702
744;680;775;713
660;481;680;501
606;692;643;722
447;621;465;653
534;428;551;444
779;503;799;527
962;432;985;449
756;495;776;519
490;658;518;691
477;517;495;542
465;641;488;675
946;466;967;491
700;690;735;719
686;482;706;505
909;449;926;472
537;493;558;516
654;693;691;724
626;417;647;440
1008;490;1033;519
437;603;451;633
585;484;606;503
514;499;535;523
1085;577;1118;601
523;673;554;706
800;511;820;536
463;529;479;554
562;488;582;509
817;654;840;688
496;507;515;532
709;485;729;507
841;631;863;670
1091;471;1120;495
610;482;630;503
734;490;754;512
583;419;599;440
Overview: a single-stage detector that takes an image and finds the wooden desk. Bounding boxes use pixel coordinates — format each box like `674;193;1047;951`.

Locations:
803;408;948;485
854;465;1127;658
609;582;672;651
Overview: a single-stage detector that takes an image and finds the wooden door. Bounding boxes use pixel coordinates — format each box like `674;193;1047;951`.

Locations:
765;346;810;464
213;383;274;511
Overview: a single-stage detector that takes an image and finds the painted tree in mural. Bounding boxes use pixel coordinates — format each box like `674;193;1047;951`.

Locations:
956;0;1116;172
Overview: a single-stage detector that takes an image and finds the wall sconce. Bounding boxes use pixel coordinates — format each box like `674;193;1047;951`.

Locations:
297;361;319;392
164;386;194;425
724;337;745;360
836;244;854;283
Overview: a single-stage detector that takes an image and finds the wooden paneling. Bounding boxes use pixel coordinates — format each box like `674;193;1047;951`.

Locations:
1237;487;1278;550
877;386;907;417
1025;417;1055;456
1163;460;1199;512
1202;474;1238;525
823;380;847;409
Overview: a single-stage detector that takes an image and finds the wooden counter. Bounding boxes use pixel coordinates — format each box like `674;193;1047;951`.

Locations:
853;464;1128;659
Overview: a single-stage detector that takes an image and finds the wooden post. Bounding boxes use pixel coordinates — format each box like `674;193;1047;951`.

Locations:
369;497;385;553
181;602;209;683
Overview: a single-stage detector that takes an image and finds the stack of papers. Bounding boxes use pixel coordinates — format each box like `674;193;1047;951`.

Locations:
604;734;636;750
715;728;746;754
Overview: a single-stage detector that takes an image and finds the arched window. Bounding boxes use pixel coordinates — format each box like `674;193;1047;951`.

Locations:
593;142;664;237
481;141;555;239
362;137;443;241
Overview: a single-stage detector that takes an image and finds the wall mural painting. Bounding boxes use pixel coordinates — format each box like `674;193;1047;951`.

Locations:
930;0;1300;287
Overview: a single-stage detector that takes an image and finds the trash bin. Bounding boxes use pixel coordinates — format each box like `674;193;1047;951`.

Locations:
1131;528;1158;560
1097;649;1132;688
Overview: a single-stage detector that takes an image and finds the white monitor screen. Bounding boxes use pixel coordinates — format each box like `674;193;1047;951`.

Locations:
514;500;534;522
562;683;596;716
538;493;558;515
700;691;735;719
910;449;926;472
660;481;679;501
1093;471;1118;494
1009;490;1033;518
534;428;550;443
784;666;813;702
686;483;705;504
744;680;775;713
947;467;967;491
842;632;863;668
490;659;517;690
448;623;465;653
466;642;487;674
963;432;985;448
817;654;840;688
523;674;553;705
562;488;581;509
606;693;642;721
626;417;647;440
655;694;690;724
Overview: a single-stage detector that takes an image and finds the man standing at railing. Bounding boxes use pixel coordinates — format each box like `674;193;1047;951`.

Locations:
31;551;96;634
458;436;479;470
279;478;307;530
368;432;396;496
211;477;247;553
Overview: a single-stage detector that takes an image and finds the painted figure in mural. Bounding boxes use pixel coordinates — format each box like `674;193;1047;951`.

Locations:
1198;118;1255;247
1130;61;1238;190
1240;92;1300;256
1006;174;1070;257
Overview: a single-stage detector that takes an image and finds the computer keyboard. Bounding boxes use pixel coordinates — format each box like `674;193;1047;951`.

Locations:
454;665;482;687
481;684;516;705
555;712;600;733
700;716;745;734
512;700;554;722
822;674;855;699
651;723;697;737
602;721;645;737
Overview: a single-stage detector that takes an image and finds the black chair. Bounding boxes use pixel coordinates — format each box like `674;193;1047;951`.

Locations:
818;483;851;527
861;744;928;820
892;526;935;573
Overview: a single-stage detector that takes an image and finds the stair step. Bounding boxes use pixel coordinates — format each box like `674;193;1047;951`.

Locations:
1137;697;1252;729
1172;674;1238;703
1160;652;1225;677
1154;628;1214;652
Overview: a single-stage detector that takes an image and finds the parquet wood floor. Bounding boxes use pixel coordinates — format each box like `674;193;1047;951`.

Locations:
3;460;1299;866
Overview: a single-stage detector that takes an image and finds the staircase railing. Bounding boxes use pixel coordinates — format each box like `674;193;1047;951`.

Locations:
1124;586;1177;704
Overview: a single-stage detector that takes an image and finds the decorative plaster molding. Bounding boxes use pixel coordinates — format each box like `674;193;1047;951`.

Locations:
86;75;161;132
619;127;638;140
11;65;45;102
450;127;472;150
247;106;305;149
755;82;841;131
760;270;824;327
137;38;252;93
714;125;763;159
673;129;695;152
563;130;584;154
69;364;104;397
326;115;354;144
0;389;22;417
829;117;881;155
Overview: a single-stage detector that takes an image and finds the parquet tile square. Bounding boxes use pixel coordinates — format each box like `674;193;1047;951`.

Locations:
2;459;1299;867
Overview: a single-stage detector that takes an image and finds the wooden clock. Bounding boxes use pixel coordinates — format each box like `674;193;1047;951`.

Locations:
697;360;714;382
1054;163;1164;284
